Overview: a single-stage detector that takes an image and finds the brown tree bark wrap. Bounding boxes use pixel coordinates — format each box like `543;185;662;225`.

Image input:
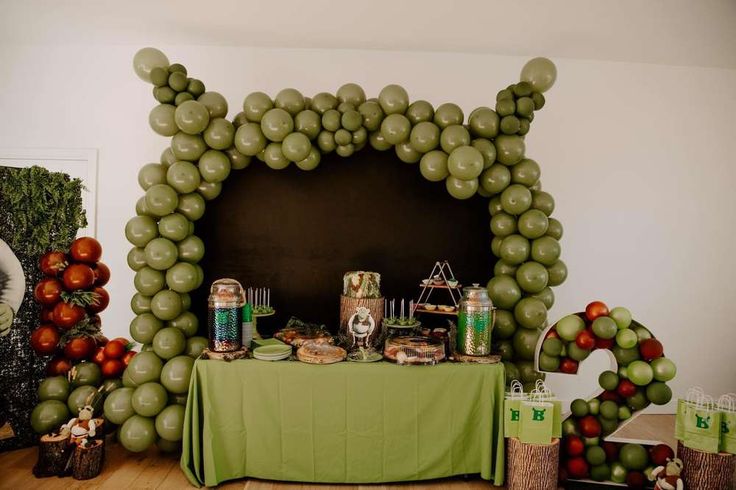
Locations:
71;439;105;480
339;295;384;346
677;440;736;490
506;437;559;490
33;433;72;478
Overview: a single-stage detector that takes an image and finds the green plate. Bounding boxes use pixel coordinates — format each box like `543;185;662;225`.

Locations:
347;352;383;363
254;345;292;356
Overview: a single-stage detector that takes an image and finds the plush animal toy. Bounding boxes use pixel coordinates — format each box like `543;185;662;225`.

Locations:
60;405;97;444
650;457;684;490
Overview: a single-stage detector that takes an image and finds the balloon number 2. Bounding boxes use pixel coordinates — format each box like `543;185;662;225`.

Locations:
534;301;677;486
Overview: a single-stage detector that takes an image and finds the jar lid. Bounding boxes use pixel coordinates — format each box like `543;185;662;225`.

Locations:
209;278;245;307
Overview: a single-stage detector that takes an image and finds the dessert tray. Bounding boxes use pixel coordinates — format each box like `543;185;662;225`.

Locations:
297;341;347;364
383;336;446;365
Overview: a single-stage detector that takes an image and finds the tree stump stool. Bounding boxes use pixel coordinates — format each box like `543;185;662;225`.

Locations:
33;433;72;477
506;437;559;490
71;438;105;480
677;440;735;490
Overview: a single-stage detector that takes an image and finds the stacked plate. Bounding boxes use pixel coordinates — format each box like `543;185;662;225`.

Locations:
253;344;292;361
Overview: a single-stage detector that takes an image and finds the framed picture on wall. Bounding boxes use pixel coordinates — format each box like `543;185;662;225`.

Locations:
0;148;98;237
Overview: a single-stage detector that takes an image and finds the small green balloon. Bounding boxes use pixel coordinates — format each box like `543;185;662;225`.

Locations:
120;414;157;452
176;192;206;221
513;328;541;360
138;163;168;191
378;84;409;115
130;312;163;344
242;92;273;122
520;57;557;93
155;404;185;442
133;47;170;83
144;238;178;271
187;78;205;97
234;123;267;156
175;92;194;106
128;247;147;271
516;97;535;118
500;115;521;135
149;67;169;87
263;142;290;169
154;86;176;104
186;336;208;358
67;385;98;416
369;131;392;151
352;127;367;145
160;147;177;167
336;143;355;157
336;83;366;107
282;132;312;162
71;362;102;387
171;132;207;162
486;275;522;310
158;213;190;241
468;107;500;138
445;176;478;200
488;197;503;216
179;293;192;311
490;212;517;237
149;104;178;137
651;357;676;382
232;111;248;128
358;101;384;131
145;184;179;217
546;260;568;286
153;327;186;360
31;400;70;434
531;236;561;266
419;150;449;182
494;310;517;339
126;215;159;247
166;262;199;293
151;290;183;321
104;387;135;425
514;297;547;329
500;184;532;215
518;209;549;239
532;190;555;216
380;114;411;145
174;101;210;135
197;180;221;201
495;135;525;166
395;142;421;163
261;108;294;142
131;292;152;314
341;110;362;132
203;118;235;150
440;125;471;154
127;351;164;386
447;146;484;180
433;103;464;129
499;234;530;265
177;235;205;263
197;92;228;119
294;110;321;140
494;259;518;277
198;150;231;183
628;360;654;386
321;109;341;132
511;159;541;187
158;437;182;453
539;352;560;372
515;261;549;294
38;376;70;402
225;146;251;170
496;98;515;117
160;355;194;395
472;138;497;169
310;92;338;114
169;311;198;337
480;164;511;195
296;146;322;171
406;100;434;124
134;267;165;296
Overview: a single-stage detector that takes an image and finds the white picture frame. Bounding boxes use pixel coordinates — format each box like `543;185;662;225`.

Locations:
0;148;98;237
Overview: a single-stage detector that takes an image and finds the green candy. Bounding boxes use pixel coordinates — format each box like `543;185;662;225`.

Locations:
166;262;199;293
176;192;206;221
419;150;449;182
160;355;194;395
169;311;198;337
149;104;178;137
198;150;231;183
380;114;411;145
153;327;186;360
263;143;290;169
445;176;478;199
337;83;366;107
515;261;549;294
119;415;157;452
395;142;421;164
406;100;434;124
197;92;228;119
546;260;567;286
158;213;190;241
174;101;210;135
447;146;484;180
378;84;409;115
531;236;561;265
151;290;183;321
126;216;158;247
296;146;321;171
409;122;440;153
274;88;305;116
144;237;178;271
203;118;235;150
31;400;70;434
104;387;135;425
490;212;517;237
38;376;70;402
468;107;500;139
242;92;273;122
128;247;147;271
439;125;470;154
260;108;294;142
499;234;530;265
433;103;464;129
234;123;267;156
155;404;185;442
130;312;163;344
294;110;321;140
514;297;547;329
134;267;165;296
472;138;497;168
495;135;525;166
127;351;164;385
131;293;152;315
520;57;557;93
177;235;205;263
486;275;522;310
480;164;510;194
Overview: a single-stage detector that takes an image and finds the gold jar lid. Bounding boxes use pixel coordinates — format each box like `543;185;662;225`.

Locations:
208;278;245;308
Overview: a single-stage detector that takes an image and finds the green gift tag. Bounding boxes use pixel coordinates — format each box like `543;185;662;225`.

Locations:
518;400;554;444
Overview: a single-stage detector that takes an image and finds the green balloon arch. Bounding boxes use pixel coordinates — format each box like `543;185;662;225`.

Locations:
118;47;565;452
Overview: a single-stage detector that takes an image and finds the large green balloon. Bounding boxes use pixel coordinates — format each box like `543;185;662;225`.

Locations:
158;213;190;241
433;103;464;129
153;327;186;360
160;355;194;394
166;262;199;293
274;88;305;116
38;376;70;402
138;163;168;191
511;159;541;186
409;122;440;153
242;92;273;122
127;351;164;386
472;138;497;169
71;362;102;387
144;237;178;271
263;143;290;169
532;287;555;309
119;414;157;452
447;146;484;180
294;110;321;140
134;267;165;296
145;184;179;217
380;114;411;145
468;107;500;138
151;290;183;321
546;260;568;286
126;216;158;247
128;247;147;271
651;358;676;382
490;212;517;237
198;150;231;183
171;133;207;161
234;123;267;156
480;164;510;194
203;118;235;150
176;193;206;221
445;176;478;200
177;235;205;263
520;57;557;93
132;382;168;417
405;100;434;124
104;387;135;425
67;385;98;416
514;297;547;329
486;275;522;310
155;404;185;442
260;108;294;142
531;236;561;266
281;132;311;162
337;83;366;107
133;47;169;82
500;184;532;215
186;336;208;358
513;328;541;361
516;261;549;294
149;104;178;137
419;150;449;182
494;309;517;339
131;293;152;315
518;209;549;239
495;135;525;166
296;146;322;171
174;101;210;135
157;438;181;453
494;260;518;277
197;92;228;119
627;360;654;386
378;84;409;115
499;234;531;265
440;125;471;154
31;400;70;434
130;312;163;344
358;101;384;131
169;311;198;337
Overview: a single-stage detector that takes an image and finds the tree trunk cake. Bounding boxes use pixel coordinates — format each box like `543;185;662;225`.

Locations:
506;437;559;490
339;272;383;348
677;440;736;490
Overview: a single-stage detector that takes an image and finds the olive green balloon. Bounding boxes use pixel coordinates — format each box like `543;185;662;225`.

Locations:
104;387;135;425
128;247;147;271
176;192;206;221
499;234;530;265
197;92;228;119
518;119;530;136
169;311;198;337
132;382;168;418
166;70;186;91
149;104;178;137
529;180;542;191
232;111;248;128
130;312;163;344
440;125;471;154
158;213;190;241
67;385;98;416
406;100;434;124
119;414;156;452
403;122;437;154
491;236;504;257
144;237;178;271
174;101;210;135
281;132;311;162
473;138;497;169
392;141;419;163
315;130;335;153
203;118;235;150
175;92;194;107
171;132;207;161
123;369;138;388
500;115;521;135
160;147;177;167
513;328;541;360
242;92;273;122
134;267;165;296
520;57;557;93
518;209;549;239
145;184;179;217
494;309;517;339
160;355;194;395
294;110;321;140
511;159;541;187
71;362;102;387
310;92;337;114
198;150;231;183
546;260;568;287
138;163;168;191
468;107;500;138
341;110;362;132
38;376;70;402
131;292;152;315
488;196;503;216
126;215;158;248
496;98;515;117
500;184;532;215
179;292;192;310
480;164;510;194
155;404;185;442
177;235;205;263
539;352;560;372
154;86;176;104
531;236;561;266
197;180;221;201
447;146;484;180
153;327;186;360
516;261;549;294
31;400;70;434
515;97;535;118
546;217;564;240
336;143;355;157
234;123;267;156
378;84;409;115
165;262;199;293
225;146;251;170
369;131;392;151
533;287;555;309
321;109;341;132
494;259;518;277
380;114;411;145
295;146;321;171
532;190;555;216
490;212;517;237
486;275;522;310
514;297;547;329
419;150;449;182
337;83;366;107
187;78;205;98
127;352;164;387
433;103;464;129
261;108;294;142
358;101;384;131
263;142;290;169
352;127;368;145
495;135;526;166
150;290;183;321
194;264;204;288
274;88;305;116
150;66;168;87
445;176;478;200
133;47;169;82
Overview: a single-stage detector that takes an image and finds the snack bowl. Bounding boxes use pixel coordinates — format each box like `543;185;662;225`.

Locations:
447;279;459;288
439;305;455;312
421;279;431;285
432;276;445;285
424;304;437;311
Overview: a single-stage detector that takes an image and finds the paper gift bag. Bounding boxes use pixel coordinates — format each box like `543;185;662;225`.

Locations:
681;393;721;453
675;387;704;441
518;398;554;444
533;380;562;439
504;380;526;438
717;393;736;454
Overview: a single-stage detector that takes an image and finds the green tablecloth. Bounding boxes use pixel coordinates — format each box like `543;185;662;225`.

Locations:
180;358;505;487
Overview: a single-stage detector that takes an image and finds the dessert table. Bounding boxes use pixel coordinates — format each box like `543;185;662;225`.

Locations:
180;358;505;487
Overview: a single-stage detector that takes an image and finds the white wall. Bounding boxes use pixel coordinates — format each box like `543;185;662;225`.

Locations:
1;45;735;410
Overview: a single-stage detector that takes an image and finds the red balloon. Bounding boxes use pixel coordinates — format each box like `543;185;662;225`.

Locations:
566;456;589;479
579;415;602;438
122;350;137;367
564;435;585;456
639;338;664;361
92;262;111;286
560;357;579;374
603;441;620;462
545;329;559;339
46;356;72;376
92;346;106;365
600;390;622;403
70;237;102;263
62;263;95;291
101;359;124;378
649;444;675;466
595;337;615;350
575;330;595;350
103;339;126;360
39;251;68;276
87;287;109;314
33;278;63;306
626;471;646;488
31;325;60;355
52;302;86;330
617;379;637;398
64;336;96;360
585;301;609;322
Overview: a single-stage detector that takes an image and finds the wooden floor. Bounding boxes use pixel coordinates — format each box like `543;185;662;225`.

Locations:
0;415;674;490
